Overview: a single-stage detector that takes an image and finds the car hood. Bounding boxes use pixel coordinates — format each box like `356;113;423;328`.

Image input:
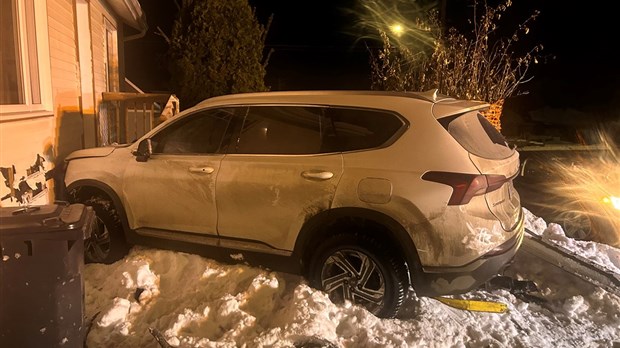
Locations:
65;145;127;161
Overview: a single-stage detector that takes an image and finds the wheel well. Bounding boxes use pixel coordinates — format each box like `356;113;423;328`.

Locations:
295;208;422;283
66;181;129;236
69;185;109;203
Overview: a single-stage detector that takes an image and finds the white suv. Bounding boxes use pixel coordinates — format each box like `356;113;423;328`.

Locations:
64;90;524;318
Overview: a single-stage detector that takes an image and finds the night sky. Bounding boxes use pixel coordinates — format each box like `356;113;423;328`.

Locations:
126;0;619;125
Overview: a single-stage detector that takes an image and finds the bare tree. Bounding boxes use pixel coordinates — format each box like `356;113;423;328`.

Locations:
370;0;543;131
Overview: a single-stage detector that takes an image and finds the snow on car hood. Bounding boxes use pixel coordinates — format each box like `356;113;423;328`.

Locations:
65;145;127;161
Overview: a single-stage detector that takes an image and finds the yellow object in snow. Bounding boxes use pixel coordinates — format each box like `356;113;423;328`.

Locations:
433;297;508;313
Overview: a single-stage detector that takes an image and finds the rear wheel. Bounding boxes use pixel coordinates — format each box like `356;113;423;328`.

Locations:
82;196;129;264
308;233;409;318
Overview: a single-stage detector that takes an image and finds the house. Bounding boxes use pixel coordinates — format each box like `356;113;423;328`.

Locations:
0;0;172;207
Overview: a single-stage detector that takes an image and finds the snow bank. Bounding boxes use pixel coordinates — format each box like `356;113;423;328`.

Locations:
524;208;620;276
83;210;620;347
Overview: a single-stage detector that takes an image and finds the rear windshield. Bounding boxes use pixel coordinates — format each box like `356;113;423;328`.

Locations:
440;111;514;159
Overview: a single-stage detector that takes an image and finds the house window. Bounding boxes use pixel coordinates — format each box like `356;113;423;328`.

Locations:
0;0;50;116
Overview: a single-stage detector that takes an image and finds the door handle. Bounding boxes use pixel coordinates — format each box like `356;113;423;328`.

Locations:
189;166;215;174
301;170;334;181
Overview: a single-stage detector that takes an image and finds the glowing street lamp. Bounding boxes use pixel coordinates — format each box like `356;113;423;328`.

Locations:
390;23;404;37
603;196;620;211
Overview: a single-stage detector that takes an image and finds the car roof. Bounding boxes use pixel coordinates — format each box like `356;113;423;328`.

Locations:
196;89;444;105
189;89;489;118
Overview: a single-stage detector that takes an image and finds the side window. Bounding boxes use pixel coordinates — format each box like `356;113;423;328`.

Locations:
151;108;234;154
322;108;405;152
236;106;322;155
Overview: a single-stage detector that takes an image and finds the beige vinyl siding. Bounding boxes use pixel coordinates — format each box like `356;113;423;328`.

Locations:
1;0;128;206
91;4;106;100
0;0;127;206
47;0;79;107
0;0;55;207
0;116;56;207
46;2;73;31
47;0;82;163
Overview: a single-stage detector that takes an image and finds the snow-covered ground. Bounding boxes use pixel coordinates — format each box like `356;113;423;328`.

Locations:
83;209;620;348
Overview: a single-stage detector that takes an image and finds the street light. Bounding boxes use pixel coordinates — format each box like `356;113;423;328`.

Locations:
390;23;404;37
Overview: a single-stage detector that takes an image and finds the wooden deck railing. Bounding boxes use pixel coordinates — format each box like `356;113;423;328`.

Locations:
99;92;179;145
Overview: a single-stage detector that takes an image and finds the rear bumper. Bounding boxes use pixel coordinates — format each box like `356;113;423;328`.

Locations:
414;209;525;296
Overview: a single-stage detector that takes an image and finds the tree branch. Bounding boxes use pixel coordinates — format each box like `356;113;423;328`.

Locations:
155;26;171;45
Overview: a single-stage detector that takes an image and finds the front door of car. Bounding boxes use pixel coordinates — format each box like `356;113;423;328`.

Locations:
216;106;343;253
123;108;239;237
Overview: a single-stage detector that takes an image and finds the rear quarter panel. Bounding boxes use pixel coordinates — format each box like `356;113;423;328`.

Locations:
331;108;484;268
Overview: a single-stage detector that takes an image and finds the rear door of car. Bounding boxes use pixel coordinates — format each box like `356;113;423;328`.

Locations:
216;105;343;253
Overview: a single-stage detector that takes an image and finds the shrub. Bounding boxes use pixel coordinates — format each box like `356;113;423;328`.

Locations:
167;0;271;108
369;0;543;130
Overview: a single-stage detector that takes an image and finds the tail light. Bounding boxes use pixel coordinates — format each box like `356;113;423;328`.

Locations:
422;171;509;205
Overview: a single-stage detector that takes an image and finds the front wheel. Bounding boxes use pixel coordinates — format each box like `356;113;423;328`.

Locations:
82;196;129;264
308;233;409;318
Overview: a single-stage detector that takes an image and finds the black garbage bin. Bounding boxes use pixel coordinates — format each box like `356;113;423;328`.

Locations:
0;203;95;347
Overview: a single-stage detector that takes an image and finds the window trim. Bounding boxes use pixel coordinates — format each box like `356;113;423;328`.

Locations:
149;107;241;155
225;104;409;155
0;0;53;118
103;17;119;93
164;104;411;156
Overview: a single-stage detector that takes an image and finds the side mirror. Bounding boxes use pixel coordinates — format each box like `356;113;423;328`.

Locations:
134;139;152;162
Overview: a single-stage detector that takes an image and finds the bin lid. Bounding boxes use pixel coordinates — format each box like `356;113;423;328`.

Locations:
0;203;90;236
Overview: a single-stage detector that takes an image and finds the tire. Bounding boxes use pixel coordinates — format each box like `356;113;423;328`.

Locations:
555;209;593;240
308;233;409;318
554;203;619;247
82;196;129;264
